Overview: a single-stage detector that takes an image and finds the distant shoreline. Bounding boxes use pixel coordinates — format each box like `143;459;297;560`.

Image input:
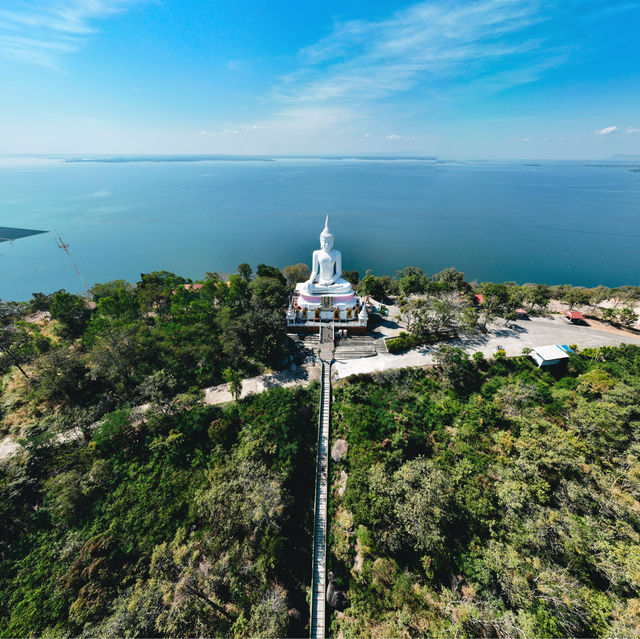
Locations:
5;154;640;164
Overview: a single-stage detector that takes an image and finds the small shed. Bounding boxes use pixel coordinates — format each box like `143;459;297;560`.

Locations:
515;308;528;319
563;310;585;324
474;294;484;305
530;345;570;368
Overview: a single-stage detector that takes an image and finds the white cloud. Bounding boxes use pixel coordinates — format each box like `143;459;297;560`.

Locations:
520;137;531;142
595;125;618;136
385;133;417;141
198;125;264;138
0;1;145;68
277;0;553;106
626;126;640;134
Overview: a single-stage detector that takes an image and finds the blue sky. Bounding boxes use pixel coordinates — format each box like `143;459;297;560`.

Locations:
1;0;639;158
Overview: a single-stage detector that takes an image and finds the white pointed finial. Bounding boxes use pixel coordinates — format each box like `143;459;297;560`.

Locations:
320;215;333;240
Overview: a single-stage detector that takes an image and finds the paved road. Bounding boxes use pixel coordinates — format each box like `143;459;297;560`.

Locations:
334;316;640;378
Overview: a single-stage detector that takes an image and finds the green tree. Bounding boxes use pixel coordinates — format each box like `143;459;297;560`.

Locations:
342;270;359;288
195;458;288;536
223;367;243;401
282;262;310;288
89;280;134;302
432;344;478;393
35;347;91;403
0;324;50;378
136;271;187;315
398;273;427;296
590;285;611;308
479;283;510;315
432;267;469;292
237;262;253;282
50;291;91;339
250;275;288;311
402;299;431;338
89;325;153;398
256;263;286;285
393;458;452;557
359;273;387;300
617;306;638;329
44;470;84;525
523;283;552;309
27;292;55;313
564;287;592;309
505;283;525;309
430;296;459;333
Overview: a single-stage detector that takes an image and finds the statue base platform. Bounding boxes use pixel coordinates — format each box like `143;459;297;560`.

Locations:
294;283;358;312
289;283;366;327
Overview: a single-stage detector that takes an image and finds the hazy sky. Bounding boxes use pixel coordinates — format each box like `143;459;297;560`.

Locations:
1;0;639;158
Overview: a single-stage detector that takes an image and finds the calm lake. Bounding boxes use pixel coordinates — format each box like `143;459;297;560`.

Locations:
1;157;639;301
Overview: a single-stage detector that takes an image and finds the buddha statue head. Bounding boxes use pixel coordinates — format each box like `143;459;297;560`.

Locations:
320;215;334;252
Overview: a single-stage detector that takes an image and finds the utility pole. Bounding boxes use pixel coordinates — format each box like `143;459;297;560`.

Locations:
55;232;93;299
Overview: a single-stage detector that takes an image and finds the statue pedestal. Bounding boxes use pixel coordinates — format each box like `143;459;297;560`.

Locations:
289;283;365;329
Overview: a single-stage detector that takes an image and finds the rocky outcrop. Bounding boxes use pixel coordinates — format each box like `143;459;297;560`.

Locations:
326;571;348;610
336;469;348;497
331;438;348;462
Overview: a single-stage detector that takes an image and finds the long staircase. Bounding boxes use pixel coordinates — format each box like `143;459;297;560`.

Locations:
310;325;333;638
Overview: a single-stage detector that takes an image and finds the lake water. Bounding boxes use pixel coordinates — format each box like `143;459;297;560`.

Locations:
1;157;639;301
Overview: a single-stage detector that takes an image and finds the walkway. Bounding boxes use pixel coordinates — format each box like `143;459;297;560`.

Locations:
310;325;333;639
203;367;311;405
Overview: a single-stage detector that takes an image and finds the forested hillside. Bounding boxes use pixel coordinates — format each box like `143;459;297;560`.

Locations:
329;345;640;637
0;385;318;636
0;265;320;637
3;263;640;637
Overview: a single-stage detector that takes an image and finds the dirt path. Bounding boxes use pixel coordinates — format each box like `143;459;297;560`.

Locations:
0;437;20;460
204;365;316;405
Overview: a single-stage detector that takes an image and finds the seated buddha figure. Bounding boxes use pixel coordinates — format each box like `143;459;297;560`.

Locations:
302;216;353;296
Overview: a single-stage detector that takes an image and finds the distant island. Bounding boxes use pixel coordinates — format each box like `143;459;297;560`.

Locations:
63;154;439;163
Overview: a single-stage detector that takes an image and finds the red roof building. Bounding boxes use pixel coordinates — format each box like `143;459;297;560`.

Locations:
563;310;585;322
474;294;484;304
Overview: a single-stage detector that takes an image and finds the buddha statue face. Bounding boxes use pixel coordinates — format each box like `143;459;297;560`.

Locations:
321;234;334;252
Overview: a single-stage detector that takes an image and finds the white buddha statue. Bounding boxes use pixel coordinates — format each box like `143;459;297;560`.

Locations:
303;216;353;295
289;216;365;326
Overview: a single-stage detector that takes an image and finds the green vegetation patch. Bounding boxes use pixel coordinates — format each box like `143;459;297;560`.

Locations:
328;346;640;638
0;384;319;637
